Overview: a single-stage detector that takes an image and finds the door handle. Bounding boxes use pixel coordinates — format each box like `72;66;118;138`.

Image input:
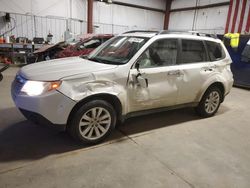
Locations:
203;66;215;72
167;70;182;76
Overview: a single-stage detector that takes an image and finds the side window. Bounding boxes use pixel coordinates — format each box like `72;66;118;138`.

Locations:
181;39;207;64
241;42;250;63
137;39;177;68
206;41;225;61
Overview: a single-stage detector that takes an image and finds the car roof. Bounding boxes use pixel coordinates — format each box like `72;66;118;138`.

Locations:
122;32;157;38
121;30;221;43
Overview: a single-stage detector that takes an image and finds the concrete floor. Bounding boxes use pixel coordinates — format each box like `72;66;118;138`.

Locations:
1;67;250;188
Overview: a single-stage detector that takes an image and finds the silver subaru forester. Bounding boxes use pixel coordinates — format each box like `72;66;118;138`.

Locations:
12;31;234;144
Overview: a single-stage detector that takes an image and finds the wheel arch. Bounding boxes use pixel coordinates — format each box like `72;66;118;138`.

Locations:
67;93;123;126
198;82;225;103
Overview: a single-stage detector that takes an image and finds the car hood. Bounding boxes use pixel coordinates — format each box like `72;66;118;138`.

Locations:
19;57;118;81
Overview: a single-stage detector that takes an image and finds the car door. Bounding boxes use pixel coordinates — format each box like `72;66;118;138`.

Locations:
175;39;213;104
127;38;180;113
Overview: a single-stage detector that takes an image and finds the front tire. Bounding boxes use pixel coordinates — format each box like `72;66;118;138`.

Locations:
68;100;116;144
196;87;222;118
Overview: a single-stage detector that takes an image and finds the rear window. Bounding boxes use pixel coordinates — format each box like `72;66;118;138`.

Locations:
206;41;225;61
180;39;207;64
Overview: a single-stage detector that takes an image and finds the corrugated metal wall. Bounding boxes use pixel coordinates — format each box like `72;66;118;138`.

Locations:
169;0;229;34
169;0;250;34
0;0;165;43
93;1;165;33
0;12;86;43
2;0;248;42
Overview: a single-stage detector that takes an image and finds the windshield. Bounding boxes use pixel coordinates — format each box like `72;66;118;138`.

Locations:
87;36;148;65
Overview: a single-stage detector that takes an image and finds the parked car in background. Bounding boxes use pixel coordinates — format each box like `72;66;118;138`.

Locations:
28;34;114;63
55;34;114;58
11;30;233;144
225;35;250;88
28;41;67;63
0;64;9;81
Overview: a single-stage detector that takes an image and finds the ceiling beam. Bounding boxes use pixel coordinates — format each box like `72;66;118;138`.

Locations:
170;2;230;12
95;0;165;13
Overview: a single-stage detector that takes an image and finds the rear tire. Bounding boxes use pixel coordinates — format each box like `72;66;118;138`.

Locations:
196;87;222;118
68;100;116;144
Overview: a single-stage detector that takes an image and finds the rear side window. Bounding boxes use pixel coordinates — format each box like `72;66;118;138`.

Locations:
206;41;225;61
181;39;207;64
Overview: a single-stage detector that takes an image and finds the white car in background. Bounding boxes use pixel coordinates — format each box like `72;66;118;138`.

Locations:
11;30;233;144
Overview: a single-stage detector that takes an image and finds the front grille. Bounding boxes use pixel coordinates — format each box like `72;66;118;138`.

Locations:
11;75;26;99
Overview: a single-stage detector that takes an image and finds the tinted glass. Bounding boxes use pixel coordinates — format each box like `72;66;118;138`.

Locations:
206;41;225;61
181;40;207;64
241;44;250;63
88;36;148;65
138;39;177;68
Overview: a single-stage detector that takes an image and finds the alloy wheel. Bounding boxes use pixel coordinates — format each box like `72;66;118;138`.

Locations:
204;91;220;114
79;107;111;140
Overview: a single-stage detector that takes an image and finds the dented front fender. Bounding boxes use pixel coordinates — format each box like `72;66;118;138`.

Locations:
58;73;127;114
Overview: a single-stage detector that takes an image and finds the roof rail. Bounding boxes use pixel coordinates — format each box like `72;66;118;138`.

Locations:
187;31;217;38
159;30;218;38
158;30;188;34
123;30;159;34
123;30;217;39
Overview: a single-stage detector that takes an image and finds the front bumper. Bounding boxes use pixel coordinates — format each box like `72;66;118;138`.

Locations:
19;108;66;131
12;81;76;125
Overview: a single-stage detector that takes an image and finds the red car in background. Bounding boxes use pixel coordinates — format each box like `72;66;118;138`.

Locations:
29;34;114;63
55;34;114;58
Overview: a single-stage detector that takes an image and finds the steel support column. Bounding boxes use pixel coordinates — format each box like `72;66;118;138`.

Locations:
164;0;172;30
87;0;93;33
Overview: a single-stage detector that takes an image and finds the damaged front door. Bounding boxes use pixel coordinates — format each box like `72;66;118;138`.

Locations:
127;38;179;113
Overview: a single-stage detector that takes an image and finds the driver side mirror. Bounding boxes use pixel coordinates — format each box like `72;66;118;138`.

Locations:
132;59;148;88
137;75;148;88
135;62;140;71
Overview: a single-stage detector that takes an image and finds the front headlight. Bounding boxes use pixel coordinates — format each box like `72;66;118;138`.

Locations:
21;80;62;96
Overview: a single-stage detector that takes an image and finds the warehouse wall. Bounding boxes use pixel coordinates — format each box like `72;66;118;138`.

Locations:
169;0;250;34
0;0;165;43
93;1;165;33
169;0;229;34
0;0;86;20
0;0;87;43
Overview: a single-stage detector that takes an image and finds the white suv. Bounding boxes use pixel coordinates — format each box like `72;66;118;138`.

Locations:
11;31;233;144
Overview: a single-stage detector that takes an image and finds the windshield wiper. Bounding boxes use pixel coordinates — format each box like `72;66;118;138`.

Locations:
80;55;89;59
88;57;104;63
88;57;123;65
